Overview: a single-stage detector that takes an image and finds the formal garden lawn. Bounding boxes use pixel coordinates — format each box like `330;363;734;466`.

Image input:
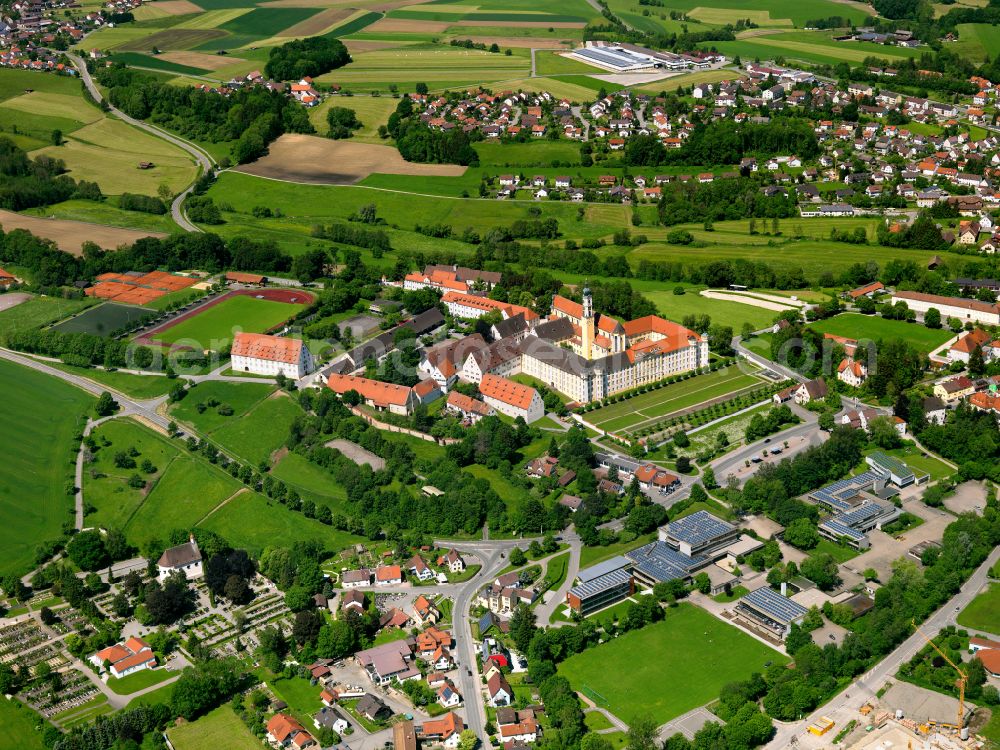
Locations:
586;366;764;434
152;296;306;347
0;359;92;577
558;603;787;725
808;314;953;354
168;706;260;750
642;287;777;332
957;584;1000;635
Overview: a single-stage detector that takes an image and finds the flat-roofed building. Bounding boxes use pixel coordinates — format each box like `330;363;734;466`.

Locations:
625;540;710;587
658;510;740;556
566;568;634;616
735;586;808;639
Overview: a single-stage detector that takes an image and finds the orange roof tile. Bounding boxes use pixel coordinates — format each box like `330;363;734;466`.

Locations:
479;373;537;411
327;374;414;407
232;332;304;365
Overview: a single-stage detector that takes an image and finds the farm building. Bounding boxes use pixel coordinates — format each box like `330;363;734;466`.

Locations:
230;332;315;379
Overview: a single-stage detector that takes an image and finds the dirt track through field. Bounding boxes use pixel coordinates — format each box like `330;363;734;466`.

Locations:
699;290;798;312
0;293;31;312
234;133;466;184
0;210;166;254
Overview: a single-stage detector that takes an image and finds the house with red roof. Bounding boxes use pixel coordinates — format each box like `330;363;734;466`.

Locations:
375;564;403;586
90;636;156;678
267;713;317;748
231;331;315;379
417;712;465;748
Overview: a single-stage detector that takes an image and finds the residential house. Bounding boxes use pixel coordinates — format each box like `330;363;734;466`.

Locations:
267;714;317;749
837;357;867;387
487;672;514;706
417;712;465;748
375;565;403;586
934;375;975;403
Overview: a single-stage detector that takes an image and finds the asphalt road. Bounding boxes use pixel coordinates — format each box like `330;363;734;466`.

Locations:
765;545;1000;749
67;54;215;232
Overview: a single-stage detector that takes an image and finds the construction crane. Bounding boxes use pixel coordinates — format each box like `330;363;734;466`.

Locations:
912;620;968;736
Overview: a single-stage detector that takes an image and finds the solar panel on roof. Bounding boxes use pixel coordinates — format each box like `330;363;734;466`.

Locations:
625;542;704;582
819;518;866;542
742;587;807;624
665;510;735;547
569;568;632;600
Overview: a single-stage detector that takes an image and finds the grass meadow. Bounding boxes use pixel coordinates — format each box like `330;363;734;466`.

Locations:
0;359;92;577
808;314;953;354
199;490;364;555
0;297;94;341
270;451;349;511
586;367;764;434
643;287;777;332
85;420;180;528
0;699;48;750
168;707;260;750
169;381;275;432
957;584;1000;635
151;296;307;347
558;603;787;725
210;393;303;464
125;456;243;546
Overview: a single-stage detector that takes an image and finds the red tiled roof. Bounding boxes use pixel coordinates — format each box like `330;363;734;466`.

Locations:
231;332;303;365
226;271;265;283
479;373;537;411
327;374;413;407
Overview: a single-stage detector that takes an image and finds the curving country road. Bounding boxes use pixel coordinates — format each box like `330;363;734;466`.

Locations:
67;54;215;232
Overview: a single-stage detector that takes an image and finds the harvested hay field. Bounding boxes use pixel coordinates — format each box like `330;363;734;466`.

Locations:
366;16;449;31
457;19;585;26
1;91;102;124
158;50;246;69
344;39;409;51
278;6;355;34
446;34;574;46
0;210;167;254
234;133;466;184
119;28;227;51
146;0;204;13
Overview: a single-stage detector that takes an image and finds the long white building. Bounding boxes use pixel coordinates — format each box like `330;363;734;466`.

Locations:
891;290;1000;326
231;332;315;379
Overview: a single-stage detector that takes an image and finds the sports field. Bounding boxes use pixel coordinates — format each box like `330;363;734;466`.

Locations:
558;603;787;725
0;297;94;341
53;302;151;336
0;359;92;577
586;366;764;434
957;584;1000;636
150;295;307;347
168;706;260;750
808;314;953;354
